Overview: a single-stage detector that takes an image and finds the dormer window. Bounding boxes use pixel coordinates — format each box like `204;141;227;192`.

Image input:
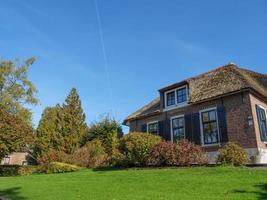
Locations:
177;87;187;103
164;85;188;110
166;91;175;106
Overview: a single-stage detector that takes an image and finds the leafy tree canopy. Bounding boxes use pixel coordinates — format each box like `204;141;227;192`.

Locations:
0;58;38;123
0;107;35;160
82;115;123;157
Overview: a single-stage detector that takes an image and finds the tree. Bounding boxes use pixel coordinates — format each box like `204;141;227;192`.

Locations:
34;105;64;158
82;115;123;158
0;58;38;123
0;107;34;160
59;88;88;153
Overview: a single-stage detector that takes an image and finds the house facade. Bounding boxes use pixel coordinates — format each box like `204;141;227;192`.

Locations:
123;64;267;164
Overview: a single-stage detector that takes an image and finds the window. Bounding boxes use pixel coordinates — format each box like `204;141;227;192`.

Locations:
166;91;175;106
147;121;158;134
177;87;187;104
3;157;10;165
171;116;185;141
164;86;188;109
256;105;267;141
200;109;220;145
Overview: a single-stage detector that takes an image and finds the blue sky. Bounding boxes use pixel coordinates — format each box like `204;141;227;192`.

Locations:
1;0;267;131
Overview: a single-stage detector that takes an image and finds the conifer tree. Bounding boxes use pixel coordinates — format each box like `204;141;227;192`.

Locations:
34;105;64;158
60;88;88;153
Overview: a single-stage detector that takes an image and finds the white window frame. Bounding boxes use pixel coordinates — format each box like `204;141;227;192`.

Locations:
164;85;188;111
199;107;220;147
256;104;267;143
170;115;185;142
147;121;159;134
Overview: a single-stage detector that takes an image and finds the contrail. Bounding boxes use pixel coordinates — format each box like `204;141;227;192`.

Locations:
94;0;113;110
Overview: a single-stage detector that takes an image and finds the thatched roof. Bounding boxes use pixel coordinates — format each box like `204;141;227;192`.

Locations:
123;98;160;124
124;63;267;124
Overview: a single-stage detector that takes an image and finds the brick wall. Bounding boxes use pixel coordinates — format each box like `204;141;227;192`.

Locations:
249;93;267;149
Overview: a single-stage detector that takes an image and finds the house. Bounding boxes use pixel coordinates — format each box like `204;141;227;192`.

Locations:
123;63;267;164
1;152;35;165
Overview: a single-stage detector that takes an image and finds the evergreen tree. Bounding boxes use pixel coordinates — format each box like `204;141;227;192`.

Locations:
60;88;88;153
34;105;64;158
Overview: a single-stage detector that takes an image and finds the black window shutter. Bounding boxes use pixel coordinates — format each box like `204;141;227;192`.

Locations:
141;124;147;133
184;114;193;142
256;105;266;141
158;121;164;137
217;106;228;143
192;113;201;145
164;119;171;141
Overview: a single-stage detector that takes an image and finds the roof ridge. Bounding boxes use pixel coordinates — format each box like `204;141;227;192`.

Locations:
189;63;238;80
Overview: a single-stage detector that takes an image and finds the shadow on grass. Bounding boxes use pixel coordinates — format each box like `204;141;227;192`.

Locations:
0;187;27;200
93;166;128;172
233;183;267;200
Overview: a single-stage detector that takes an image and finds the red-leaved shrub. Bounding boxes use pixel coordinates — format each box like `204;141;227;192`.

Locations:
148;140;207;167
148;141;174;166
70;139;107;168
172;140;208;166
37;149;69;165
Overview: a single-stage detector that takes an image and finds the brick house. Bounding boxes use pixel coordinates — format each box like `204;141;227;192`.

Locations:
1;152;35;165
123;63;267;163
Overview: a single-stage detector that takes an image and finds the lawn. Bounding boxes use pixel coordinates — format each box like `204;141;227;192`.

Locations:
0;167;267;200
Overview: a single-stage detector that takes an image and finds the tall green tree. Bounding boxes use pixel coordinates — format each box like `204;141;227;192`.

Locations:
59;88;88;153
0;58;38;123
0;107;34;160
34;105;64;158
82;115;123;157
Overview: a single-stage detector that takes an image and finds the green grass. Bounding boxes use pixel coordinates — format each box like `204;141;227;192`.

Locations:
0;166;267;200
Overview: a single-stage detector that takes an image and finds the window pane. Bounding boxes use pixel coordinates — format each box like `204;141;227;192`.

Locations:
202;112;209;122
173;128;185;140
258;107;267;141
167;91;175;106
172;117;185;141
177;88;187;104
148;122;158;134
209;111;216;121
201;110;219;145
172;118;179;128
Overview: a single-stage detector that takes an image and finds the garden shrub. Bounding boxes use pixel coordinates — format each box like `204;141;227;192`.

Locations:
172;140;208;166
148;141;174;166
18;166;36;176
70;139;107;168
37;162;80;174
0;165;36;176
217;142;248;166
148;140;207;167
118;132;161;167
0;165;20;176
37;149;69;165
